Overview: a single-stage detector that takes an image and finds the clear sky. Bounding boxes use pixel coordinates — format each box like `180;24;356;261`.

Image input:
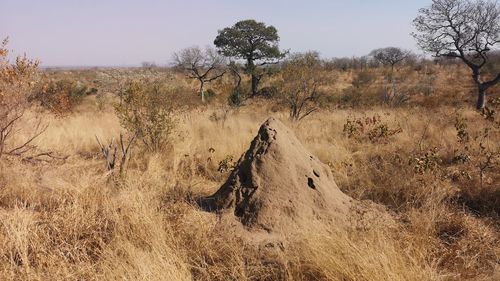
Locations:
1;0;432;67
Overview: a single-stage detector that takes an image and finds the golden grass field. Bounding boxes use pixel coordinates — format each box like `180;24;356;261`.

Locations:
0;64;499;281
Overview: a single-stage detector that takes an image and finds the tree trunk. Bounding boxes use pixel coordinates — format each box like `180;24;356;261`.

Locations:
475;72;500;110
251;74;259;97
246;58;259;97
199;80;205;103
471;67;487;110
477;86;486;110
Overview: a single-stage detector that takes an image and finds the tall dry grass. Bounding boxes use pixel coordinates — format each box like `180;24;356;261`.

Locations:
0;69;499;280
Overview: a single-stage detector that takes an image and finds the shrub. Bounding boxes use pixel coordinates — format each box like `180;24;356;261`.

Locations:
337;71;378;107
203;88;216;102
414;67;437;97
257;86;278;98
0;37;43;158
95;92;107;111
277;52;328;121
208;106;231;128
32;78;94;114
343;114;402;144
409;147;442;175
352;71;375;89
217;155;235;173
228;88;243;107
451;112;500;215
115;80;175;152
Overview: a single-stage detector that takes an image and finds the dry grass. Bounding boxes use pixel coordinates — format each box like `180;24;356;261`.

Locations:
0;66;499;280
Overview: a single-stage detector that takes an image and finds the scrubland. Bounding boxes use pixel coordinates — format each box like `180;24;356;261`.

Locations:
0;62;499;281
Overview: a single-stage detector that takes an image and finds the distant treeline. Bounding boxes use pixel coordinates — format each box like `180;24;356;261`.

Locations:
322;50;500;71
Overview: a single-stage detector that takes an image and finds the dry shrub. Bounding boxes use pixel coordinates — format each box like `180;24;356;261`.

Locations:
277;52;329;121
343;113;402;144
0;38;41;158
449;111;500;216
31;78;96;114
340;71;377;106
115;79;175;152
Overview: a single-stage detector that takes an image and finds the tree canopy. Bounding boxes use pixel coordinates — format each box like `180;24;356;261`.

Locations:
214;19;287;96
369;47;412;71
173;46;226;103
413;0;500;109
214;19;285;63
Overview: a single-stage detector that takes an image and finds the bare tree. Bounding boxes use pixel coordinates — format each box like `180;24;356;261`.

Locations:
279;52;327;121
370;47;414;106
173;46;226;103
413;0;500;109
370;47;413;74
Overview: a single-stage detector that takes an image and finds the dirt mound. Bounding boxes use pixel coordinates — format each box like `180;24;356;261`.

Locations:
200;117;355;233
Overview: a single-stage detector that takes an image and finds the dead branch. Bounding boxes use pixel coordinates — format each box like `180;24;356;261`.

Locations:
119;132;137;176
96;133;136;176
96;135;117;171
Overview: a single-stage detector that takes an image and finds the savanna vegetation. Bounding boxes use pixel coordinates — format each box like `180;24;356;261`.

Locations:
1;0;499;280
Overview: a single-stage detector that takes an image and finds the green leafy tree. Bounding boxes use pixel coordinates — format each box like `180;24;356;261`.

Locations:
214;19;287;97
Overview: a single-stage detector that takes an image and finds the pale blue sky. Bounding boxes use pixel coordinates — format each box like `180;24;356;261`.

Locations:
1;0;432;66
